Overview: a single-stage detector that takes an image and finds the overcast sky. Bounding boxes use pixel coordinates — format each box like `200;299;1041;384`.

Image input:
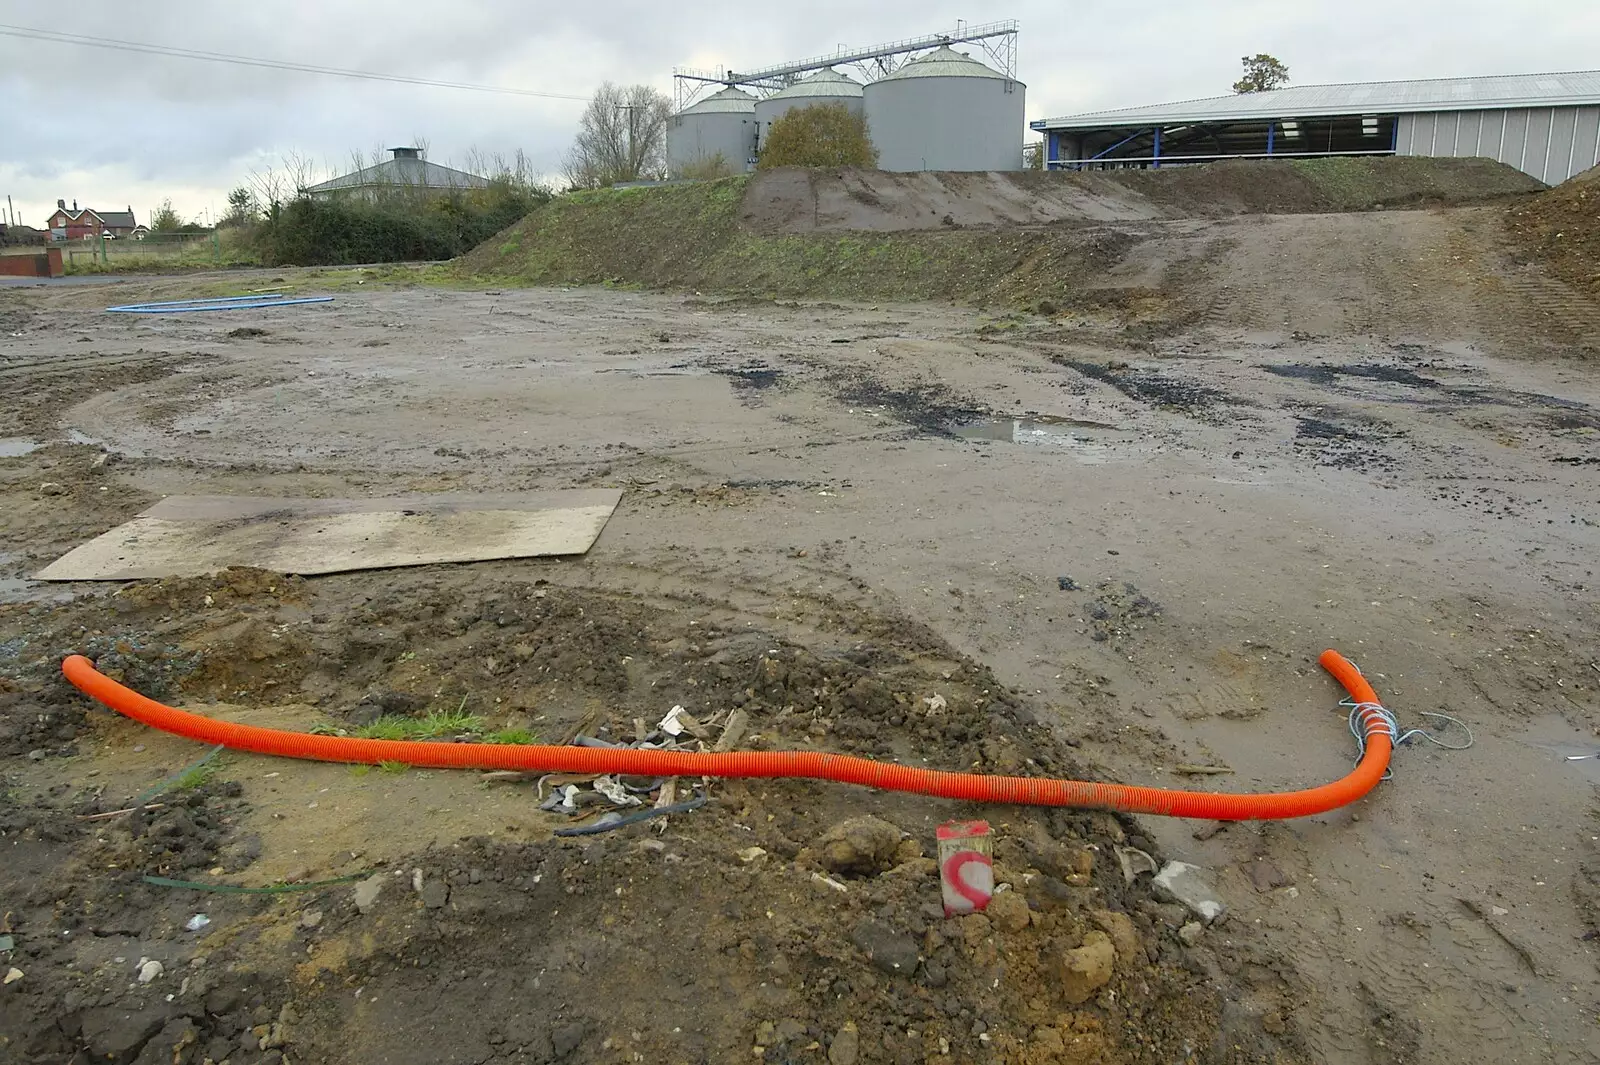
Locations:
2;0;1597;227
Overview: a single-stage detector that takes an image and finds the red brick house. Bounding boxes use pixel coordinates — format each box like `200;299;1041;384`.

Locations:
45;200;140;240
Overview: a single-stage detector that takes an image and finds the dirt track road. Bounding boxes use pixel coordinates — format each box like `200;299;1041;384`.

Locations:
3;206;1598;1065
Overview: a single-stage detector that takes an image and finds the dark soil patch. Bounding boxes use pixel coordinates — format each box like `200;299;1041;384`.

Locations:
1080;581;1164;645
1264;363;1444;391
717;365;784;391
831;375;985;435
1291;412;1399;472
1061;359;1247;420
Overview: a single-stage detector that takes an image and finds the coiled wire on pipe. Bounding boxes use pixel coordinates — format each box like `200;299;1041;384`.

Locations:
61;650;1390;820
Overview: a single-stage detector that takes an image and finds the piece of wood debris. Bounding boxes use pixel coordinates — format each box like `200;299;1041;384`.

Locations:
76;803;169;822
714;708;750;752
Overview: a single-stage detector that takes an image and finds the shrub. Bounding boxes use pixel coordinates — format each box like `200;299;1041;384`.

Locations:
757;104;877;170
678;152;735;181
253;178;552;266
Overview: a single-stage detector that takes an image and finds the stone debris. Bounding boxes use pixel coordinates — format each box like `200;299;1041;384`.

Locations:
1059;931;1116;1004
1090;909;1141;967
1153;861;1226;924
829;1021;860;1065
816;816;904;876
1115;845;1158;883
985;890;1031;932
353;873;385;915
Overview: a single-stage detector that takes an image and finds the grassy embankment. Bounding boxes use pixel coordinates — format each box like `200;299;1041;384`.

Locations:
456;157;1544;310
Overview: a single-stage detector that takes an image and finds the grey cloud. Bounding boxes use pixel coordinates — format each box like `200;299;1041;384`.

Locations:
2;0;1597;224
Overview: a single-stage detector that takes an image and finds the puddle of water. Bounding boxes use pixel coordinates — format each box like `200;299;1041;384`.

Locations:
0;438;40;458
1518;717;1600;784
0;577;75;605
948;415;1133;463
62;427;146;458
0;551;73;605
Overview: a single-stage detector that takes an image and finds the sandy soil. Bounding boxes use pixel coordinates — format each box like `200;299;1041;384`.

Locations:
739;161;1543;235
2;203;1598;1065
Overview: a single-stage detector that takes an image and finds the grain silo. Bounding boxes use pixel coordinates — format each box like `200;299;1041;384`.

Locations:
754;68;865;150
863;45;1026;172
668;86;759;177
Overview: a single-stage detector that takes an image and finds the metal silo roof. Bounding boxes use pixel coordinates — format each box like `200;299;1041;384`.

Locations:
1033;69;1600;129
680;85;758;114
878;45;1012;82
766;68;864;101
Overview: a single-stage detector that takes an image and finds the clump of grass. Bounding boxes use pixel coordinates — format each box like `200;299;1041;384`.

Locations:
353;708;484;741
174;763;219;790
419;708;484;736
483;728;538;746
348;764;371;778
378;760;409;774
352;716;419;741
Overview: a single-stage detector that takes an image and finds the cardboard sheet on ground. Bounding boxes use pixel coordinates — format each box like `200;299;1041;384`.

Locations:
34;490;623;580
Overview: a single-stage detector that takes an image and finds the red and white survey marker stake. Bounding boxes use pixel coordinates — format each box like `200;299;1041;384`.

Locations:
937;820;994;916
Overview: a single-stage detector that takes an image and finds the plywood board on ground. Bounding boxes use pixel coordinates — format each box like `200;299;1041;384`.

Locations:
34;490;622;581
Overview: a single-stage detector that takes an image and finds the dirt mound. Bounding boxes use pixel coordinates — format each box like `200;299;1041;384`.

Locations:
456;159;1541;322
456;178;1143;313
0;566;1296;1064
742;158;1543;235
1506;163;1600;295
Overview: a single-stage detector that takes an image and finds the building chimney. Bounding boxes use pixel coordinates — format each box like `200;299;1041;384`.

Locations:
72;199;78;211
390;147;422;160
57;199;65;210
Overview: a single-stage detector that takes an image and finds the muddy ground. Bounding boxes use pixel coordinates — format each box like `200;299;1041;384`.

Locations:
1;200;1598;1065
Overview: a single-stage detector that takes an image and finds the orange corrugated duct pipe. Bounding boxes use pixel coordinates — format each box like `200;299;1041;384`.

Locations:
61;650;1391;820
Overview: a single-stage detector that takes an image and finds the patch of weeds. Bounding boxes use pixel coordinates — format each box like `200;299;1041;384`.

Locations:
418;706;483;737
352;717;419;741
353;706;485;741
174;761;221;791
378;760;409;774
348;764;371;778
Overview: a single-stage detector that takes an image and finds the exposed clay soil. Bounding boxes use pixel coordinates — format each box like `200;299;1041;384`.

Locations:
1507;164;1600;297
740;159;1544;234
3;184;1600;1065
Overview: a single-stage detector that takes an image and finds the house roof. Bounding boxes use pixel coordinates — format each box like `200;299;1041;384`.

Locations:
304;157;490;193
49;207;136;227
1033;69;1600;131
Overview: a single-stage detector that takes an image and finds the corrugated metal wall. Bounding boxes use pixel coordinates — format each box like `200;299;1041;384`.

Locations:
1397;106;1600;185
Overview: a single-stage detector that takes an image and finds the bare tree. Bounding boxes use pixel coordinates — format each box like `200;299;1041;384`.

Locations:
564;82;672;189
